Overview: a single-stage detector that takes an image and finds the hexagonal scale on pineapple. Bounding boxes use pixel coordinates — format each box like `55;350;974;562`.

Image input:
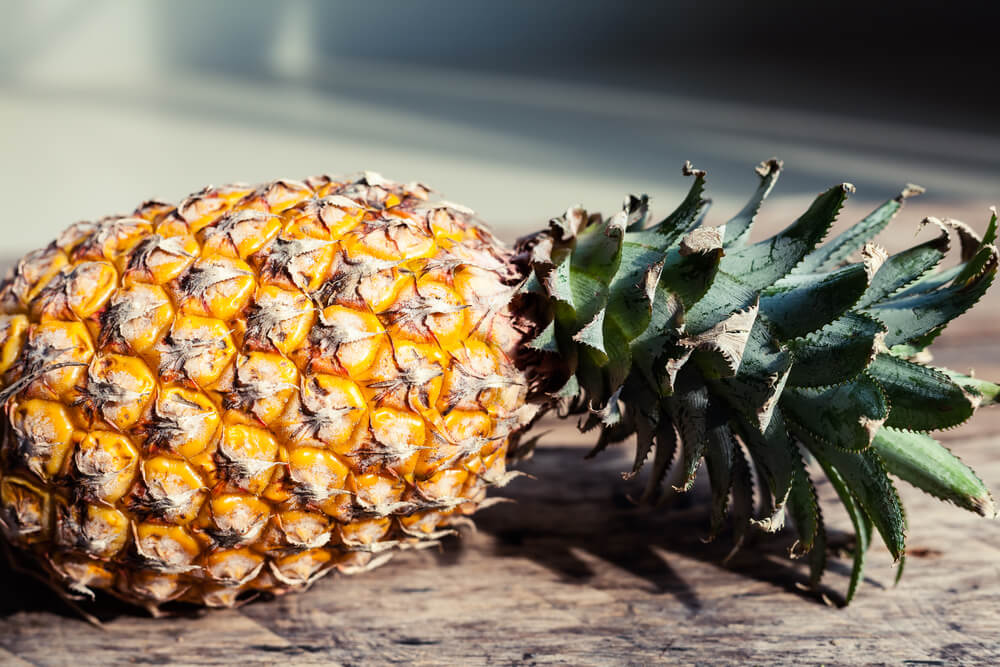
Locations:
122;233;198;284
72;431;140;504
9;398;75;479
201;493;271;549
98;282;175;352
199;209;281;260
142;385;220;458
214;425;281;494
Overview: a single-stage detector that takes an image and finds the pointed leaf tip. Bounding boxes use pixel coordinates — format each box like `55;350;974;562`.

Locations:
755;157;784;178
679;226;723;256
572;308;608;356
526;319;559;353
873;429;996;517
682;160;706;178
724;158;782;249
682;302;758;378
897;183;925;202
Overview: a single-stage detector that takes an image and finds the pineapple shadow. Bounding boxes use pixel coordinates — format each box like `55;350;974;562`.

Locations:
0;549;136;623
463;445;856;611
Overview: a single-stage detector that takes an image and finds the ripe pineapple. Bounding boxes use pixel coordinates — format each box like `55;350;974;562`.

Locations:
0;163;996;614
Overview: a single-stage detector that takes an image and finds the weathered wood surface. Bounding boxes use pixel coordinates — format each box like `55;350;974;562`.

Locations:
0;303;997;667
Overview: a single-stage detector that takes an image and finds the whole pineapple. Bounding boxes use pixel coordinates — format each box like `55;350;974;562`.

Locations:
0;163;996;614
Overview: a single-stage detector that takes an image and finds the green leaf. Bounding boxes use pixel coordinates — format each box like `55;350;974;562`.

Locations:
667;368;710;492
526;319;559;353
601;320;632;393
624;383;660;478
723;158;782;249
605;241;664;341
704;404;736;538
872;428;995;516
781;375;889;451
733;410;797;529
892;265;963;299
566;270;607;330
651;162;710;240
795;425;906;562
941;369;1000;407
629;286;684;390
571;214;625;282
807;517;829;588
714;318;792;432
659;245;723;311
864;246;997;346
786;312;884;388
814;454;871;604
868;353;975;431
786;450;821;555
722;183;852;292
640;418;678;502
726;442;755;561
761;263;869;340
544;253;575;309
857;230;949;307
795;186;918;274
684;270;758;334
518;269;546;296
572;308;608;358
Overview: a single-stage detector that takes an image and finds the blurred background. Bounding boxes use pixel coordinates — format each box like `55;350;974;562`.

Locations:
1;0;999;253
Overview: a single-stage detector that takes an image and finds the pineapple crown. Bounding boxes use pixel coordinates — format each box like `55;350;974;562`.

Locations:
514;159;1000;603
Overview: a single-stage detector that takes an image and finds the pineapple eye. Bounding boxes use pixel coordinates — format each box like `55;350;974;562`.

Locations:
0;476;52;543
55;503;130;559
0;314;29;374
10;398;75;480
79;353;156;430
73;431;140;504
203;548;265;587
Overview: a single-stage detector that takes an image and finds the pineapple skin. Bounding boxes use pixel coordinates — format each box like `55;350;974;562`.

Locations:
0;174;532;610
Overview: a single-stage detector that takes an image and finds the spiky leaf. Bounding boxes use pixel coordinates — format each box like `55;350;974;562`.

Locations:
723;159;782;249
704;408;737;538
785;312;884;387
864;245;997;346
781;375;889;451
868;353;975;431
872;429;995;516
815;456;871;603
795;425;906;562
722;184;851;292
795;186;919;274
857;230;949;307
761;263;869;340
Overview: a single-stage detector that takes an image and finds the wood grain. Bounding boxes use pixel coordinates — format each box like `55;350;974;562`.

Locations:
0;298;998;667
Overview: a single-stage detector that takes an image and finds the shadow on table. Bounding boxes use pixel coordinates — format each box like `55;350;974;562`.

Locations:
464;445;867;612
0;550;142;624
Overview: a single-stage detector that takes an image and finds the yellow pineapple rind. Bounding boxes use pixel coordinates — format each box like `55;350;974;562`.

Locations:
0;172;533;610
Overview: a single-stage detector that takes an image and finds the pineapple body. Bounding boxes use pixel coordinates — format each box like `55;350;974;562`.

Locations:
0;174;529;609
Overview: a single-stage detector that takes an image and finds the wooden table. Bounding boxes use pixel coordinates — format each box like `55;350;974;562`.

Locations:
0;344;998;665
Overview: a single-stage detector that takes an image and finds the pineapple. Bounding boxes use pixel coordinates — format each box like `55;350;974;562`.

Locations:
0;163;996;615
